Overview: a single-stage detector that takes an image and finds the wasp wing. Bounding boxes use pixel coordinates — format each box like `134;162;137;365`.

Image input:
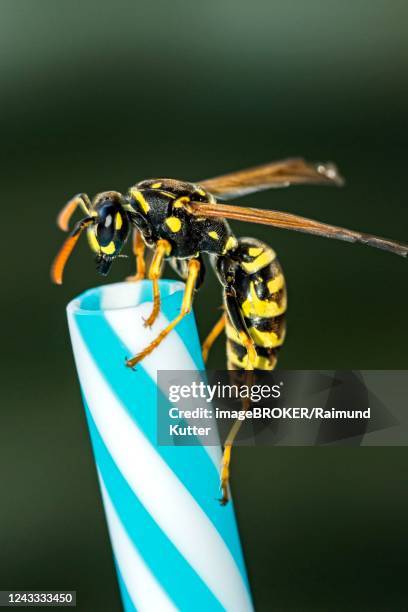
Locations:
188;201;408;257
199;158;344;200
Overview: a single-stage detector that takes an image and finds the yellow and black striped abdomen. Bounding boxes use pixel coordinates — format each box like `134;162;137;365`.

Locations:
225;238;287;370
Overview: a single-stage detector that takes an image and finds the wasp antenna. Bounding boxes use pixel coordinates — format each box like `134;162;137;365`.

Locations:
57;193;91;232
51;217;94;284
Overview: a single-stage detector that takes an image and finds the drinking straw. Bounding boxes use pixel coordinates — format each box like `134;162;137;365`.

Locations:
66;280;253;612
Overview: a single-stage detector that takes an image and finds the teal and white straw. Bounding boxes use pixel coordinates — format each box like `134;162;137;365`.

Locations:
66;280;253;612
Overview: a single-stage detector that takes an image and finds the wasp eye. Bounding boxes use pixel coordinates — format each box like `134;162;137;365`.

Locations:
96;222;114;246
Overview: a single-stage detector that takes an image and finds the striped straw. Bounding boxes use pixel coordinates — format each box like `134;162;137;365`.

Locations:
66;280;253;612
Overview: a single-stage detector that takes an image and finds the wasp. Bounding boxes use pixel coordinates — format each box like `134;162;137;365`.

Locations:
51;158;408;504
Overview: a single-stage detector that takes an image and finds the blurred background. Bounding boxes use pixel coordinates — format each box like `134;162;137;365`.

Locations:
1;0;407;609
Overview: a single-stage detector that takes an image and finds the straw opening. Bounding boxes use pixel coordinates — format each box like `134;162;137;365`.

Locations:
67;279;185;315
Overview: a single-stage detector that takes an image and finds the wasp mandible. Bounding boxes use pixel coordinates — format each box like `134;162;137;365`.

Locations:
51;158;408;503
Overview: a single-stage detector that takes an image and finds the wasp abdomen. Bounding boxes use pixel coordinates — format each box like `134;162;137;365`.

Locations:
225;238;287;370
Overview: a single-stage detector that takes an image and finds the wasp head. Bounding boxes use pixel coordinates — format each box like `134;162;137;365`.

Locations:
87;191;131;275
51;190;131;284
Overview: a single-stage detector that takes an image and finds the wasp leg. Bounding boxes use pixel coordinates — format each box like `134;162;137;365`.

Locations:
168;253;206;289
143;239;172;328
126;258;200;367
219;289;257;504
57;193;92;232
224;288;257;369
202;312;226;363
219;370;254;505
126;229;146;282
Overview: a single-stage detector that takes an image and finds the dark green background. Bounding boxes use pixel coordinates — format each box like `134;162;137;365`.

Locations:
1;1;407;610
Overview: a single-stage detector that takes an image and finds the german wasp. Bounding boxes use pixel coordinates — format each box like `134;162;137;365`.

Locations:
52;158;407;503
